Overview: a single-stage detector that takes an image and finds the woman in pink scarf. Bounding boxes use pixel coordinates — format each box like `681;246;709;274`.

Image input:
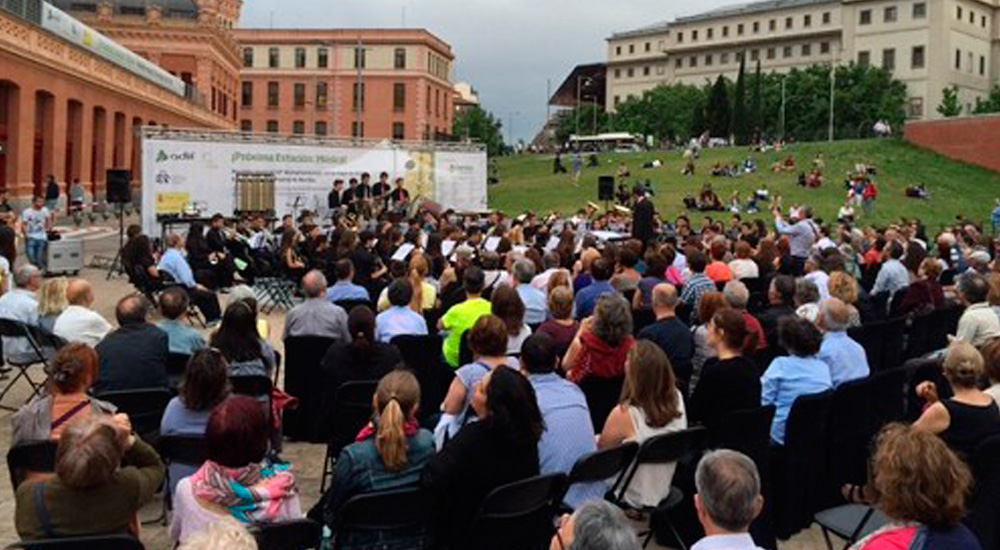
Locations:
170;396;301;544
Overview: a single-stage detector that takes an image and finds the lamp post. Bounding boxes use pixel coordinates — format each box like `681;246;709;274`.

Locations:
828;50;838;142
576;76;593;137
779;75;787;141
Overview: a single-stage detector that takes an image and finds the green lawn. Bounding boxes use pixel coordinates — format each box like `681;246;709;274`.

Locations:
488;139;1000;231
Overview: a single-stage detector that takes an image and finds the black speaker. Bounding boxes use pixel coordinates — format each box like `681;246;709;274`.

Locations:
598;176;615;201
107;169;132;204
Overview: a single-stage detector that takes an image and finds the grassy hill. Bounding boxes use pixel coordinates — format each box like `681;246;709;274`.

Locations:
488;139;1000;232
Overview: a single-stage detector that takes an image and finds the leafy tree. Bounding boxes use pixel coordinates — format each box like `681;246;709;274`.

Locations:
938;86;962;117
691;100;707;138
553;104;610;144
453;105;505;156
706;76;731;139
732;55;749;145
973;85;1000;114
751;60;763;140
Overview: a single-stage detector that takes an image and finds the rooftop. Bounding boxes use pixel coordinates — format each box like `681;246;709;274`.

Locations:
609;0;838;39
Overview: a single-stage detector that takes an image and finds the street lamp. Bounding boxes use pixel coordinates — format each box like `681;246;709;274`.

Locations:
576;76;593;137
828;49;839;142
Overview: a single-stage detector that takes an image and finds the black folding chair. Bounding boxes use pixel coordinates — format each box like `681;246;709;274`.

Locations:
847;324;882;374
4;534;144;549
165;352;191;393
335;488;436;549
94;388;172;443
283;336;337;442
251;518;322;550
870;367;908;429
967;435;1000;550
823;378;875;509
814;504;889;550
320;380;378;492
157;435;207;521
560;442;638;508
7;440;59;490
254;277;297;314
334;299;374;314
0;319;65;411
391;334;455;428
878;317;906;373
458;330;474;367
464;473;567;550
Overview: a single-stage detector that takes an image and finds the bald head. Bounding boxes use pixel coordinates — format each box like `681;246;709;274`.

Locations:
652;283;679;318
115;295;149;326
66;279;94;307
167;233;184;248
820;298;851;333
302;270;328;299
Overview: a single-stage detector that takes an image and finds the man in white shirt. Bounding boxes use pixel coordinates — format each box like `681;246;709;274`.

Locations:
956;273;1000;347
531;251;561;290
692;450;766;550
0;265;44;362
53;279;112;347
20;196;51;270
803;257;831;302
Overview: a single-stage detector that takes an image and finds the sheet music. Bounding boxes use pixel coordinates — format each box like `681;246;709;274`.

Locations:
392;243;415;262
441;239;456;257
484;236;501;252
545;236;560;251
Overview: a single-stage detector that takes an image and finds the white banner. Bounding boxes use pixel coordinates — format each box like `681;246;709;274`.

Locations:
141;136;488;235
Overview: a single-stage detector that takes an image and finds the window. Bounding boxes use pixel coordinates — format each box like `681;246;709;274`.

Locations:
804;14;812;27
908;97;924;118
392;122;405;140
767;47;776;60
882;48;895;71
737;23;744;35
354;47;366;69
969;11;974;24
267;81;279;107
955;49;962;70
629;44;635;53
769;19;776;31
675;58;682;68
689;56;698;67
957;6;962;20
858;51;871;67
982;15;987;28
614;69;621;78
913;2;925;19
352;82;365;112
643;66;650;76
616;45;622;55
293;83;305;107
315;121;327;136
860;9;872;25
820;41;830;55
292;121;304;135
884;6;897;23
295;47;306;68
627;68;634;77
394;48;406;69
968;52;973;73
911;46;925;69
351;121;364;138
645;42;650;52
802;44;812;57
318;48;328;68
783;45;793;58
753;21;760;33
721;26;727;38
268;47;279;68
393;83;406;112
240;81;252;107
721;52;729;64
240;120;252;132
242;47;253;67
706;54;714;66
785;16;792;29
677;32;683;43
823;11;831;24
692;29;699;41
266;120;278;133
316;82;328;109
614;95;621;106
981;56;986;76
750;49;759;61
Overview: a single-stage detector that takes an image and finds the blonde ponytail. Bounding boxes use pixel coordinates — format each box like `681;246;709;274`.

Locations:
408;268;424;313
376;397;407;472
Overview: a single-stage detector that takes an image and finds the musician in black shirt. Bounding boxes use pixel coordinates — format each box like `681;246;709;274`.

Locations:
328;179;349;211
389;177;410;210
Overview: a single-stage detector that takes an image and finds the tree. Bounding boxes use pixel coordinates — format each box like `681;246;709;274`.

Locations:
452;105;505;156
938;86;962;117
706;75;731;139
553;104;610;144
732;55;749;145
751;59;763;141
973;85;1000;114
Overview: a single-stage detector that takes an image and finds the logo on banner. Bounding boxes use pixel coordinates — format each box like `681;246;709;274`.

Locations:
156;150;195;162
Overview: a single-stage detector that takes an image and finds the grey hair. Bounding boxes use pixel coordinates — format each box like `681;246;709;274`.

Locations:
794;278;820;305
695;449;761;533
14;265;41;288
958;272;990;304
569;501;640;550
513;259;536;284
543;250;561;269
302;270;328;298
227;284;256;304
820;299;850;333
723;281;749;309
593;294;633;347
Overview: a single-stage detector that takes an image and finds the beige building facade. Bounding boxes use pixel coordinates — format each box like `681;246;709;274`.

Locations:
606;0;1000;120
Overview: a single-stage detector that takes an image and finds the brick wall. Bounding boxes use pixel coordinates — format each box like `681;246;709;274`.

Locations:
904;115;1000;173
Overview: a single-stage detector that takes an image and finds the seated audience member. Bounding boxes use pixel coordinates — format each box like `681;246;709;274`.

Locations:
316;371;434;545
816;298;870;387
871;241;909;298
422;367;543;549
689;309;761;429
723;281;767;351
283;270;351;341
439;266;492;368
52;279;111;346
375;279;428;343
0;265;44;363
532;250;562;290
94;295;169;393
899;258;944;316
177;517;258;550
692;450;765;550
15;414;164;540
171;396;301;544
37;276;68;332
680;250;716;323
564;294;635;384
955;273;1000;347
161;349;231;493
690;292;728;393
574;258;617;319
550;501;641;550
793;279;821;324
827;271;864;327
491;283;532;358
438;315;510;440
513;259;548;326
850;424;981;550
326;259;371;303
634;251;668;310
228;286;271;339
155;286;207;355
598;340;687;508
157;234;222;323
802;257;831;302
611;248;642;293
212;301;277;378
728;241;760;281
537;286;580;360
913;340;1000;457
638;284;695;384
322;305;403;398
705;240;733;284
761;317;833;445
757;275;796;345
11;343;116;446
521;333;600;508
983;338;1000;407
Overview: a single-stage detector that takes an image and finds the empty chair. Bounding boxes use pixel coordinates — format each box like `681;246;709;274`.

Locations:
94;388;172;443
391;334;455;428
319;380;379;492
463;473;567;550
0;319;63;411
823;378;875;509
334;488;435;550
282;335;337;442
251;519;322;550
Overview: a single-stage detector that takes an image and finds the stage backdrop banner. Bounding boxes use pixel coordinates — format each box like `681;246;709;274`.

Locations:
141;136;487;235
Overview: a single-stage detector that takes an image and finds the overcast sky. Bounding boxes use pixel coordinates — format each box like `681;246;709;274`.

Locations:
240;0;739;142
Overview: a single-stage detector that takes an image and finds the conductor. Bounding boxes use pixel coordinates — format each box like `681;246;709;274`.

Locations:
632;184;655;249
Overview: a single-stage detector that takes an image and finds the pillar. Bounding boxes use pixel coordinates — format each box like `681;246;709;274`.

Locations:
51;94;68;184
34;91;55;195
5;82;37;202
78;102;93;192
67;99;84;185
112;111;125;169
92;106;109;198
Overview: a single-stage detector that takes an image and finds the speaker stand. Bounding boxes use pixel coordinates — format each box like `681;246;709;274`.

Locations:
105;202;126;280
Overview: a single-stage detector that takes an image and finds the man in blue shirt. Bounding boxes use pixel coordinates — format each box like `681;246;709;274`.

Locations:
326;259;371;303
871;241;909;298
157;234;221;323
773;205;818;275
680;250;715;323
816;298;870;387
521;333;602;508
375;279;428;343
513;259;548;325
155;286;207;355
575;258;617;319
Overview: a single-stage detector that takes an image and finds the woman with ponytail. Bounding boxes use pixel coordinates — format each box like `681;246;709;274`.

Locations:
688;308;761;428
315;371;433;547
407;252;436;312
